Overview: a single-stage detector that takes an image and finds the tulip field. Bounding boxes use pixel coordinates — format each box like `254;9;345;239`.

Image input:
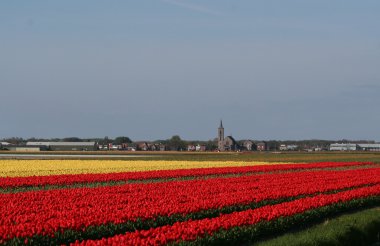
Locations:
0;159;379;245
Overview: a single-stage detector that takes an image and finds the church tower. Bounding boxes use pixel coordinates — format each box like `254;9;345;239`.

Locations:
218;120;225;151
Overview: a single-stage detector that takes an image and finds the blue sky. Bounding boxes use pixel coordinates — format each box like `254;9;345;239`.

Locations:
1;1;380;141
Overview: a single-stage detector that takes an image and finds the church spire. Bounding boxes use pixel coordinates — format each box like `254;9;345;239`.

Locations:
218;120;225;151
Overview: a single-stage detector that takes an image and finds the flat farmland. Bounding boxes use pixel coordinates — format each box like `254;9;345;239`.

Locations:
0;152;379;245
2;151;380;162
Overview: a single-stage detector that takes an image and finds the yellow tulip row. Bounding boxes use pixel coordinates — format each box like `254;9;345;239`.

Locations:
0;160;285;177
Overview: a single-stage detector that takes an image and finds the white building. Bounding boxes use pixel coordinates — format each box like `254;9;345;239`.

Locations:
329;143;357;151
279;144;287;151
357;144;380;152
26;142;96;151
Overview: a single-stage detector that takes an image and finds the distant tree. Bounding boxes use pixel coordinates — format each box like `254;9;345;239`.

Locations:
114;136;132;145
97;136;113;145
153;140;168;145
63;137;82;142
2;137;24;145
205;140;217;151
134;143;141;151
167;135;186;151
27;137;43;142
266;140;279;151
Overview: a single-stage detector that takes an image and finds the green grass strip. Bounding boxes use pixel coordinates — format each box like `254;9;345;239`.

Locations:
174;197;380;246
254;207;380;246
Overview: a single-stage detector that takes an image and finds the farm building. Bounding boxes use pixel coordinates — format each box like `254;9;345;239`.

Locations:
0;142;11;150
279;144;287;151
287;145;299;151
357;144;380;151
4;146;42;152
26;142;96;151
1;142;46;151
256;142;267;151
280;144;299;151
242;140;255;151
189;144;207;151
196;144;206;151
136;142;150;151
329;143;357;151
134;142;162;151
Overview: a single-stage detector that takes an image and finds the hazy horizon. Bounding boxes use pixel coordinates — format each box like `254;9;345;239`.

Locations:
1;1;379;141
1;134;378;144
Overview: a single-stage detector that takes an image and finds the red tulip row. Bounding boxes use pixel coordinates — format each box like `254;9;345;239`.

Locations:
74;184;380;246
0;167;379;241
0;161;371;188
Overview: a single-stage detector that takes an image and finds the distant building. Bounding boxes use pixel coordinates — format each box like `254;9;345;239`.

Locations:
150;144;159;151
196;144;207;151
0;142;10;150
357;144;380;152
159;144;166;151
256;142;267;151
218;120;225;151
243;140;255;151
135;142;150;151
26;142;96;151
279;144;287;151
4;146;42;152
121;143;129;150
287;145;299;151
224;136;239;151
280;144;299;151
329;143;357;151
217;121;240;151
187;144;206;151
187;145;196;151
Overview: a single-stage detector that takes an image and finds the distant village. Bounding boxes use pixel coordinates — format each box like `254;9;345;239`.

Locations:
1;121;380;152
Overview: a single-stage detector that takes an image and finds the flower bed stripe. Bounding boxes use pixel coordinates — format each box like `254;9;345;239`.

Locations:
74;184;380;246
0;160;283;177
1;162;375;194
0;167;379;242
0;161;371;189
3;186;374;246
